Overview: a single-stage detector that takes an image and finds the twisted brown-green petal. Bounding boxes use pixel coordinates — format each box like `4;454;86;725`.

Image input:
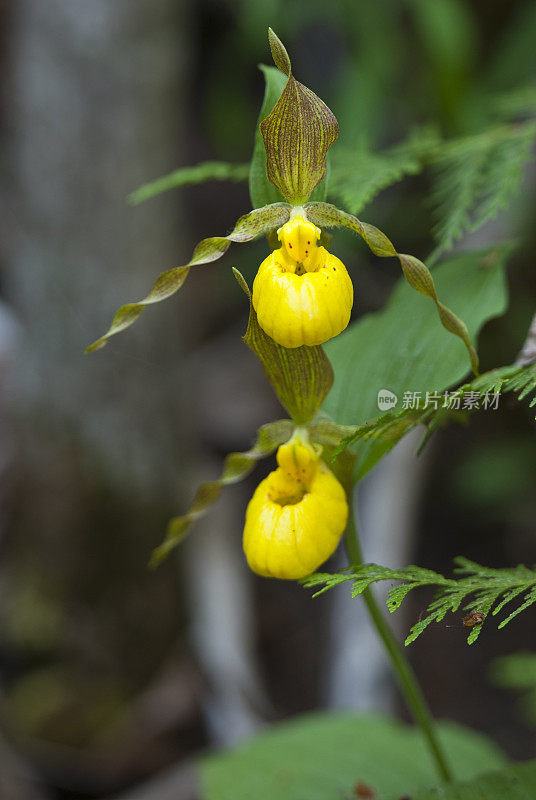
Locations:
260;29;338;205
233;268;334;425
304;201;479;374
150;419;294;568
86;203;291;352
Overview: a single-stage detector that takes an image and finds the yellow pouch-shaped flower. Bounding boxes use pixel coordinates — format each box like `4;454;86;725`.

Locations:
243;438;348;579
252;215;353;348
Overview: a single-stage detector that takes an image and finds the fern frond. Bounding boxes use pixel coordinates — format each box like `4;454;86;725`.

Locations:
470;123;536;232
303;557;536;645
429;145;488;261
429;122;536;263
492;86;536;120
128;161;250;205
327;112;536;257
328;128;438;215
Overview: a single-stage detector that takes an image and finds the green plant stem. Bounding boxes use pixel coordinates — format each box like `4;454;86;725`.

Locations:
344;505;453;784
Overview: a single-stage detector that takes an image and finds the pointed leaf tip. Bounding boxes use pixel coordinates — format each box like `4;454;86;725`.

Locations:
268;28;291;76
232;267;251;299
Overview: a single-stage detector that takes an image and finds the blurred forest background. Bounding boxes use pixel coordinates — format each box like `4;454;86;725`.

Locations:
0;0;535;798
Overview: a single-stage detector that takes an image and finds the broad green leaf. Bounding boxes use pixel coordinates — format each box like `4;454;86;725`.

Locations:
200;712;507;800
323;246;510;479
304;201;480;374
86;203;290;352
260;29;338;204
405;759;536;800
150;419;294;567
128;161;250;206
234;269;333;425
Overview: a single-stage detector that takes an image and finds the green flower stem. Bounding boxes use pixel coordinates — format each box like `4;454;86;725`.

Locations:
343;504;453;784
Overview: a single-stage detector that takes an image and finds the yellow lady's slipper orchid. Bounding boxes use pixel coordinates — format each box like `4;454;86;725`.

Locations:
243;435;348;579
252;212;353;348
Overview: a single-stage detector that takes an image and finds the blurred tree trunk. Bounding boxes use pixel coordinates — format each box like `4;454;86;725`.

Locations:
0;727;50;800
5;0;189;497
1;0;197;792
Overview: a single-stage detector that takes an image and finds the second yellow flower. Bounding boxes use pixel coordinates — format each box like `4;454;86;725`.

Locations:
243;435;349;579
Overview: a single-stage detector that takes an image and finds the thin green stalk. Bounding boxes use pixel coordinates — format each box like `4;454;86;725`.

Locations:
344;504;453;784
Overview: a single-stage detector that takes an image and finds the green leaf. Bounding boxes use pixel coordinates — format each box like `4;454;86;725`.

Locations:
323;244;508;425
490;651;536;692
406;760;536;800
200;712;506;800
234;269;333;425
323;245;509;479
305;201;480;374
128;161;250;206
86;203;290;352
489;652;536;728
150;419;294;568
260;29;339;205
